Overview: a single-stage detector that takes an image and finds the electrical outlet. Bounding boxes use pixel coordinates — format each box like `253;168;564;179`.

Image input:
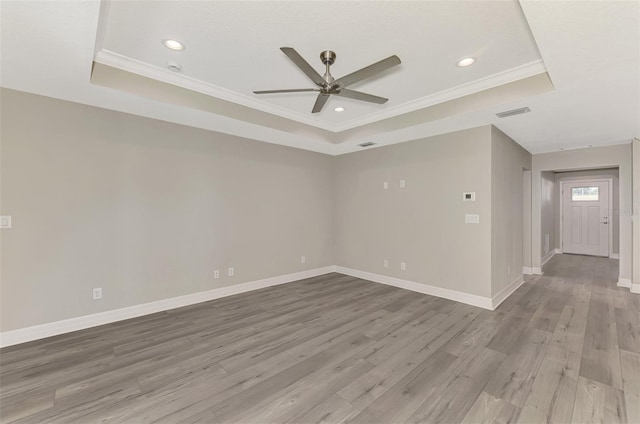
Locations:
92;288;102;300
383;181;389;190
227;267;234;277
214;270;220;279
400;262;406;271
301;256;306;264
383;260;389;268
399;179;406;188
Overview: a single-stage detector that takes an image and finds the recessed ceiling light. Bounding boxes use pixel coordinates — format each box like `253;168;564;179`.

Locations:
456;57;475;67
334;107;345;112
162;39;185;51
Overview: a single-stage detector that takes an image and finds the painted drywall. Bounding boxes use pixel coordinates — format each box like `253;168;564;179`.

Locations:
540;171;556;260
333;126;493;298
0;89;334;332
633;139;640;287
532;144;633;282
2;88;633;336
555;168;620;255
523;170;532;270
490;126;532;296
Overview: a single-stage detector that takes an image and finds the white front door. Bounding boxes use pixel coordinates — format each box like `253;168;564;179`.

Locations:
562;181;610;256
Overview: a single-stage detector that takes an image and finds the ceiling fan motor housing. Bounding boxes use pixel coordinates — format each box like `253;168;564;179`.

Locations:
320;50;336;65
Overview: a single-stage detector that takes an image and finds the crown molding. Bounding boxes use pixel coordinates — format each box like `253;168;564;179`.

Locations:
94;50;546;134
333;60;547;131
94;49;331;131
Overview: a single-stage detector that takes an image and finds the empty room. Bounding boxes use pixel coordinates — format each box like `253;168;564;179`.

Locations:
1;1;639;423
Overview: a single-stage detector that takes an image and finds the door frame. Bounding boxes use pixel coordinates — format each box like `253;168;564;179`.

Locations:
559;178;613;258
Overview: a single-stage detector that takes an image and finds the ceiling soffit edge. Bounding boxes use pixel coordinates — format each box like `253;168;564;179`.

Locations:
94;49;548;134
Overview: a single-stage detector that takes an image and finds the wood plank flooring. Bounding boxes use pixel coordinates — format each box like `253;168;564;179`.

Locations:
1;254;637;423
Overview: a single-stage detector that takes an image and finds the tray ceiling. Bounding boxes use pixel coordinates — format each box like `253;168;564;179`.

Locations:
1;1;638;154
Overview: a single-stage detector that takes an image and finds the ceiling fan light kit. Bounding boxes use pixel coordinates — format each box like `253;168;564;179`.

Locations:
254;47;401;113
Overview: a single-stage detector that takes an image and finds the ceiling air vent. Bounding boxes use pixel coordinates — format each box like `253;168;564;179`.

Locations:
496;107;531;118
358;142;376;148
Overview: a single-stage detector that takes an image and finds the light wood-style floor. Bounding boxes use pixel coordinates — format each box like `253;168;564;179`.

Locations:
1;254;638;423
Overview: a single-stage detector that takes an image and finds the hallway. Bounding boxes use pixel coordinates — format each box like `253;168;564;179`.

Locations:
514;254;638;423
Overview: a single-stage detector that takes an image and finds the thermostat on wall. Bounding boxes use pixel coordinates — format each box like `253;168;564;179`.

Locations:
463;192;476;202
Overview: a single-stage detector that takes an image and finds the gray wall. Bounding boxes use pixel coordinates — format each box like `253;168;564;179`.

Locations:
490;126;532;296
0;89;334;332
554;168;620;255
523;170;532;270
2;88;632;334
540;171;557;259
333;126;493;298
532;144;633;282
634;139;640;287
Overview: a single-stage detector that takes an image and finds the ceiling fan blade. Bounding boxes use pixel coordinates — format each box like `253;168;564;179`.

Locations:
254;88;319;94
312;93;330;113
280;47;326;87
334;55;401;88
335;89;388;104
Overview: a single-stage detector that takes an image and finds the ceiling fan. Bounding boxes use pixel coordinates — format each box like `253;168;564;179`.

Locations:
254;47;401;113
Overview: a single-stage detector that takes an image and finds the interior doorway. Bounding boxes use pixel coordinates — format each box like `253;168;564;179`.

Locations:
560;178;612;257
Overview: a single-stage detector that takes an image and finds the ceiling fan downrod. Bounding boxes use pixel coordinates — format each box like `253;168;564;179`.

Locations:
320;50;337;85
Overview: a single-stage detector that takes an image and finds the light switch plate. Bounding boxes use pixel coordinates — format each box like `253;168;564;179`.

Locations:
0;216;11;229
465;214;480;224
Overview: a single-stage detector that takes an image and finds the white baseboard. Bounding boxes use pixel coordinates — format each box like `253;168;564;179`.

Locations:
610;253;620;259
617;278;632;288
541;250;555;267
555;248;562;254
0;266;334;348
522;266;534;275
632;284;640;294
532;267;544;275
333;266;493;310
491;275;525;310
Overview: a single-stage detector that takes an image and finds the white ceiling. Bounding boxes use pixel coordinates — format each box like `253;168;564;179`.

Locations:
1;1;638;155
99;0;544;130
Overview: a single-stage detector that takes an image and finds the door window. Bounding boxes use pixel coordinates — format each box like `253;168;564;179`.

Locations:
571;186;599;201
